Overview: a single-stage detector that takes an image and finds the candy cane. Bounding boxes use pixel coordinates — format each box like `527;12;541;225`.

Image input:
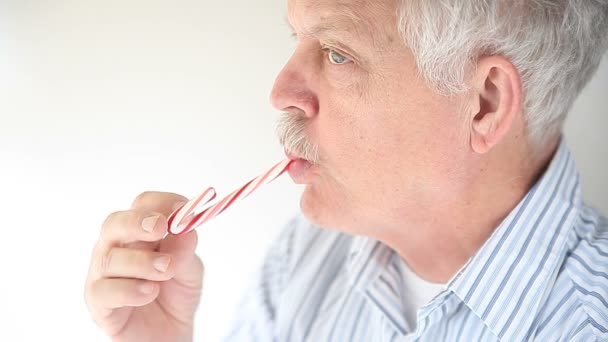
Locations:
167;159;292;235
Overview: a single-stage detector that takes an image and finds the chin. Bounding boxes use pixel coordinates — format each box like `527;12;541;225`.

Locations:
298;184;359;235
299;185;325;225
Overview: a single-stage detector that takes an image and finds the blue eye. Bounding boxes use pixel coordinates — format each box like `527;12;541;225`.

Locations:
327;49;352;65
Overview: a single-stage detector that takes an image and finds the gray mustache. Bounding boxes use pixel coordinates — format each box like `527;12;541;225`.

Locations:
276;112;320;164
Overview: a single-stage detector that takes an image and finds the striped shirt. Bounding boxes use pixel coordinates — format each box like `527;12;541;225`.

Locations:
226;140;608;341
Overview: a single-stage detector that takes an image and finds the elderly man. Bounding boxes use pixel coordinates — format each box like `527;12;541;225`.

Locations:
85;0;608;341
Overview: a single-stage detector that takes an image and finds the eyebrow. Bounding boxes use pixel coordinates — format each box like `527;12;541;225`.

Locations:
284;14;376;67
285;15;362;42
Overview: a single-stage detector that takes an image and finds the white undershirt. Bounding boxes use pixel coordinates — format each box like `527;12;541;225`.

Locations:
397;259;446;330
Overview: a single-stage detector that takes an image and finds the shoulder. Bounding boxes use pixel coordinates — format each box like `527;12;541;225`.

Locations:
560;206;608;338
568;206;608;284
521;206;608;340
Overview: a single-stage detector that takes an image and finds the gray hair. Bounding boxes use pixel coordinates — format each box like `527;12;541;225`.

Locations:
277;112;320;164
398;0;608;145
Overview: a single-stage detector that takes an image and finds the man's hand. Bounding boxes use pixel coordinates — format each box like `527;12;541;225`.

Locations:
85;192;203;342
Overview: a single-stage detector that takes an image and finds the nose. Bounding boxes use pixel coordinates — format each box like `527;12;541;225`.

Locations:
269;49;319;118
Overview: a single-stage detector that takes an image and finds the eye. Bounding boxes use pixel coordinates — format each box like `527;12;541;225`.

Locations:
326;49;352;65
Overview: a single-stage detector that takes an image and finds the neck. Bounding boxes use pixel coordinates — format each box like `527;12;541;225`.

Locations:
378;136;560;283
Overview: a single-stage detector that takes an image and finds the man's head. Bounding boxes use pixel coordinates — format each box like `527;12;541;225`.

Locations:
274;0;608;236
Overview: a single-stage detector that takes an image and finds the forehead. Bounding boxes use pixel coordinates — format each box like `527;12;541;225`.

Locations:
287;0;397;42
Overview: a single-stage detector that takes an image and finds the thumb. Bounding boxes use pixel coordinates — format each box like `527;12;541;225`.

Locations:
160;230;204;287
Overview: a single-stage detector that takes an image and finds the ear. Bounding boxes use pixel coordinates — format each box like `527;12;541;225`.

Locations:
468;56;523;154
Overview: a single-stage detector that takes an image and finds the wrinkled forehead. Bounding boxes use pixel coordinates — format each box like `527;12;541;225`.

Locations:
287;0;397;44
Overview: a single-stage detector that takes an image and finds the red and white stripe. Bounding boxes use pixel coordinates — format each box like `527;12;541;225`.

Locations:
167;159;292;235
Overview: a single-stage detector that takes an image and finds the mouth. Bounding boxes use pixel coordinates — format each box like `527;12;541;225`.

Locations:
284;149;316;184
285;149;303;161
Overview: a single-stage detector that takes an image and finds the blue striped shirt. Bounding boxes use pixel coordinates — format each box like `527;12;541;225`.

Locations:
226;140;608;341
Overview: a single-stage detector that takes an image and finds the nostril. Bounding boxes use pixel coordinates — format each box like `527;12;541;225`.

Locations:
269;63;318;117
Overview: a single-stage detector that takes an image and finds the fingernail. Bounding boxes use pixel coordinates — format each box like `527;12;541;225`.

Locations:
153;255;171;272
142;215;159;232
139;282;156;294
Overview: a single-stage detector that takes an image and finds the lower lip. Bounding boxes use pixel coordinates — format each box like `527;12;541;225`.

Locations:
287;158;315;184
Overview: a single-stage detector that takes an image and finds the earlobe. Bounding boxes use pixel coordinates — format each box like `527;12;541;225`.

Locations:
469;58;522;154
472;111;497;153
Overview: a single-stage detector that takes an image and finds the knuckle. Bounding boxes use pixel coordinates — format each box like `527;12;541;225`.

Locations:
98;248;115;275
132;191;155;208
101;211;121;233
100;210;140;242
85;280;106;312
100;211;127;237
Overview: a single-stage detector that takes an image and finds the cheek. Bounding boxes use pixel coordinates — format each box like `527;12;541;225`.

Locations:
315;76;369;161
314;94;393;200
319;76;462;192
320;101;369;163
301;53;469;228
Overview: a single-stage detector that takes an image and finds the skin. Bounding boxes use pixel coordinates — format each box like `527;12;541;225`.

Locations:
85;0;560;340
271;0;558;282
85;192;203;341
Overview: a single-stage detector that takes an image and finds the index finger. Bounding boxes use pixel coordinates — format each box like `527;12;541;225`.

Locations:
131;191;188;217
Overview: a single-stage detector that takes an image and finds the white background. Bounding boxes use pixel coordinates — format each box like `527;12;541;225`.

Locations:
0;1;606;341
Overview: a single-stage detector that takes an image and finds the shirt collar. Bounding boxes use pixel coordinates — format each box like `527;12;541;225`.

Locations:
346;234;386;290
346;235;412;333
448;139;582;341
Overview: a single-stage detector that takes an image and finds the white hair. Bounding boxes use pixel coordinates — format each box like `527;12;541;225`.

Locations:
398;0;608;145
277;112;320;164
